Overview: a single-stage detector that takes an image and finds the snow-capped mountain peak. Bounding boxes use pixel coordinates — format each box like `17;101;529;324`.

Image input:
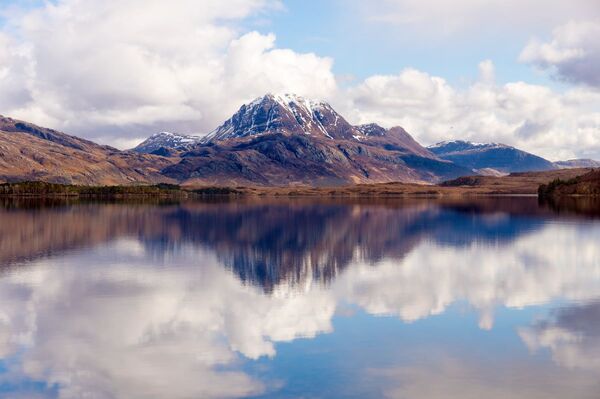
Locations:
133;131;202;154
203;93;359;142
268;93;327;112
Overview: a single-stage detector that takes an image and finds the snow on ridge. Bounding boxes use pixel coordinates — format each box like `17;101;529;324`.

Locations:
150;131;201;139
271;93;327;111
134;130;204;152
142;131;203;146
428;140;510;149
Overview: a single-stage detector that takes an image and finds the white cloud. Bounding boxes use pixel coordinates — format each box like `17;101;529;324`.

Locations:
2;206;600;396
519;302;600;374
478;59;496;84
0;0;336;144
0;0;599;160
335;222;600;329
520;20;600;88
342;63;600;160
223;32;336;102
0;240;335;399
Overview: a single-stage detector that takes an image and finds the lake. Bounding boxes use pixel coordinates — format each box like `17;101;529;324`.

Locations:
0;197;599;398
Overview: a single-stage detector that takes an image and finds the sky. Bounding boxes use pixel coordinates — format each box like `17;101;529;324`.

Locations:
0;0;599;160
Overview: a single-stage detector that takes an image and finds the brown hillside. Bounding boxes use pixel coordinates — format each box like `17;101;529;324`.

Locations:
0;116;176;185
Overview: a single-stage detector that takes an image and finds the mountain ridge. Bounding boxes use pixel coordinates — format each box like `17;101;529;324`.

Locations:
156;94;472;185
428;139;557;174
2;94;596;187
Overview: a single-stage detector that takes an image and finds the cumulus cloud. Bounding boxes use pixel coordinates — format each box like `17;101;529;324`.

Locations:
0;0;336;143
343;63;600;160
0;0;599;160
520;20;600;88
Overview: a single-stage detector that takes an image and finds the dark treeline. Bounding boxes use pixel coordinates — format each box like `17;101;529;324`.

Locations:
0;181;250;198
538;177;579;198
0;181;189;198
539;169;600;198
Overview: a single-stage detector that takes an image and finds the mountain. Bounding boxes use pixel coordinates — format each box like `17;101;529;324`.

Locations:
428;140;556;174
161;94;471;186
202;94;448;158
133;132;202;155
203;93;360;142
554;159;600;169
9;95;560;187
0;116;174;185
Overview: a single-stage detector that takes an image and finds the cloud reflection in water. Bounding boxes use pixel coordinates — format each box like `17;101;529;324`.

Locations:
0;199;598;398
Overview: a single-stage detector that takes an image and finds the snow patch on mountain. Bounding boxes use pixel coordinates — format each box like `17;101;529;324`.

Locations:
428;140;508;152
356;123;387;137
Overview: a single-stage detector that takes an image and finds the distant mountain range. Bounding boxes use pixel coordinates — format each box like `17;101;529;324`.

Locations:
553;159;600;169
427;140;557;174
427;141;600;174
0;93;597;186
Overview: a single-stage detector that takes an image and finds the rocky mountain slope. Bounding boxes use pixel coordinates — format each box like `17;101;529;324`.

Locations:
0;116;174;185
428;140;556;174
161;94;471;186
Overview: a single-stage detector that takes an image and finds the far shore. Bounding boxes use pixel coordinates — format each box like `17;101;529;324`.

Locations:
188;167;597;197
0;168;597;199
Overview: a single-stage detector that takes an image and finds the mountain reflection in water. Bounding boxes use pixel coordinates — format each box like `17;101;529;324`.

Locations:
0;197;599;398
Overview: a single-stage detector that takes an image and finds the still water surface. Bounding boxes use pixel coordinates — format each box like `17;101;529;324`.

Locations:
0;197;599;398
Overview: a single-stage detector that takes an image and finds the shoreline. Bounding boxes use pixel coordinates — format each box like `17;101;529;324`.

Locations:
0;168;597;198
